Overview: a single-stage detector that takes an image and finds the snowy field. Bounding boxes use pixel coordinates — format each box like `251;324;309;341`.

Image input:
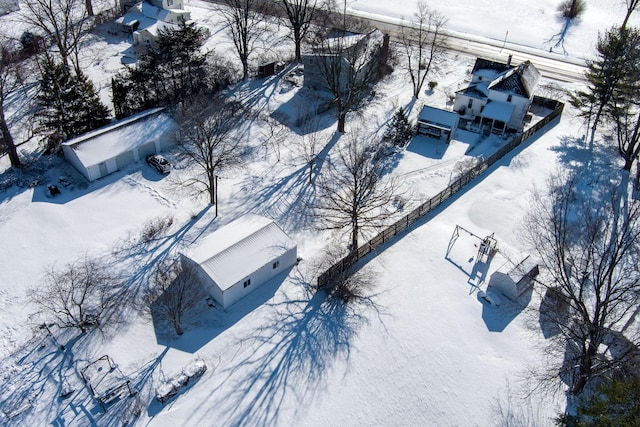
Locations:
0;0;630;425
349;0;640;59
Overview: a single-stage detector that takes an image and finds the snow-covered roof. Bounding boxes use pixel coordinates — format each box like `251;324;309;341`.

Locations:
489;61;540;98
141;1;189;21
138;19;180;37
184;215;296;291
418;106;459;129
117;1;189;34
61;108;178;167
471;58;512;76
312;29;384;56
480;101;514;122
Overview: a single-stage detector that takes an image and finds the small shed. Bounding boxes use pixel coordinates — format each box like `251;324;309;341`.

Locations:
416;105;459;143
488;256;539;301
181;215;298;309
61;108;178;182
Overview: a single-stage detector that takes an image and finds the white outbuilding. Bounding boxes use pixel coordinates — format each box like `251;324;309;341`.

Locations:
181;215;298;309
488;255;539;302
61;108;178;182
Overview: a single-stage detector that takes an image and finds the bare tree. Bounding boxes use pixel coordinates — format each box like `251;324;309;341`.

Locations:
622;0;640;29
20;0;91;75
301;130;320;184
316;132;399;251
220;0;267;80
524;173;640;395
178;96;247;206
145;258;204;336
311;29;386;132
295;113;322;183
314;242;376;302
280;0;317;62
31;256;118;333
400;1;447;99
613;106;640;172
0;39;28;168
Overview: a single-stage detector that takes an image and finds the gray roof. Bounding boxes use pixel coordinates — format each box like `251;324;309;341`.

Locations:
418;106;459;128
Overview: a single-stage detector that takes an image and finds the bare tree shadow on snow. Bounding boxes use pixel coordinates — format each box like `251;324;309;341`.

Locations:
151;268;292;353
205;286;386;427
546;17;575;55
227;132;341;231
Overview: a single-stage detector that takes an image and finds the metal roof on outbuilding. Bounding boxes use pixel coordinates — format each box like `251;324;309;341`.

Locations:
184;215;296;291
418;106;459;129
61;108;177;168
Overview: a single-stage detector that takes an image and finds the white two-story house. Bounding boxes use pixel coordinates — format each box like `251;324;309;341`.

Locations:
118;0;191;49
453;57;540;135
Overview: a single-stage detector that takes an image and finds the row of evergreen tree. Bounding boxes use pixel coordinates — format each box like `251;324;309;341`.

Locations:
34;21;236;154
112;22;236;119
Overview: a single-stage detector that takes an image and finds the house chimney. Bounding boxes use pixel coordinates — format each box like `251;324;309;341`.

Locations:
507;54;513;67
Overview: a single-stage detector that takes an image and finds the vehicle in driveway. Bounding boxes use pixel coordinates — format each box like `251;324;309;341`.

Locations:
146;154;171;174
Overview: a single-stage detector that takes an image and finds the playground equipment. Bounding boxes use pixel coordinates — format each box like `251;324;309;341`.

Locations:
447;224;497;263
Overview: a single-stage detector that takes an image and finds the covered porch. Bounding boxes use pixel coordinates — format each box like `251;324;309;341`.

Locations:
479;101;514;136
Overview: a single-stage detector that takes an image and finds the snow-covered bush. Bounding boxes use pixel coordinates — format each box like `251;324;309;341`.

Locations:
156;359;207;404
140;215;174;243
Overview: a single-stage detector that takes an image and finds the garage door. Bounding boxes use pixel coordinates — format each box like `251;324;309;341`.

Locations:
116;150;135;170
138;141;156;160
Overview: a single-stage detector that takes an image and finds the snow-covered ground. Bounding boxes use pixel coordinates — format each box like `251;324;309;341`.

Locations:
349;0;640;59
0;0;629;425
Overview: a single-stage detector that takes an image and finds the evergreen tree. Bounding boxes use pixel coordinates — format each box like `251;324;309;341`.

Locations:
382;108;414;148
112;22;222;118
556;377;640;426
570;26;640;143
37;55;110;148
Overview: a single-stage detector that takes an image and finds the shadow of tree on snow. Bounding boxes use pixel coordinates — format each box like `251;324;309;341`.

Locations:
209;288;385;427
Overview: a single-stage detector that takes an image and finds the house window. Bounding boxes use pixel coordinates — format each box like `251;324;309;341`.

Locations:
272;260;280;269
243;279;251;288
167;0;173;5
480;106;484;113
507;94;512;102
467;99;473;109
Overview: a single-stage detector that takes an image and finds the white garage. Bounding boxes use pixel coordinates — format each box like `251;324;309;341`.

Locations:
181;214;298;309
61;108;178;182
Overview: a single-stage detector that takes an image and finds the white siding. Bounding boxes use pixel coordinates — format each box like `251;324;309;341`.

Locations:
182;215;298;309
222;247;298;308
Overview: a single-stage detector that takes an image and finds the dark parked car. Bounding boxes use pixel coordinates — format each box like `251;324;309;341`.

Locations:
146;154;171;174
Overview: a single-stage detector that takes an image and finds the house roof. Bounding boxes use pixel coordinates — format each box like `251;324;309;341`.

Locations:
311;28;384;56
471;58;512;76
469;58;540;99
117;1;189;34
61;108;177;167
489;61;540;98
184;215;296;291
418;106;459;129
480;101;515;123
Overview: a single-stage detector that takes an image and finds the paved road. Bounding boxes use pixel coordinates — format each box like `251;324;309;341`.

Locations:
351;11;587;83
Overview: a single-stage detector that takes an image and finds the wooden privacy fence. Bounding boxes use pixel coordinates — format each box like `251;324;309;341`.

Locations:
317;98;564;288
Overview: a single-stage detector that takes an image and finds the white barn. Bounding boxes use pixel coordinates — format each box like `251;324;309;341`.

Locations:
181;215;298;309
61;108;178;182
